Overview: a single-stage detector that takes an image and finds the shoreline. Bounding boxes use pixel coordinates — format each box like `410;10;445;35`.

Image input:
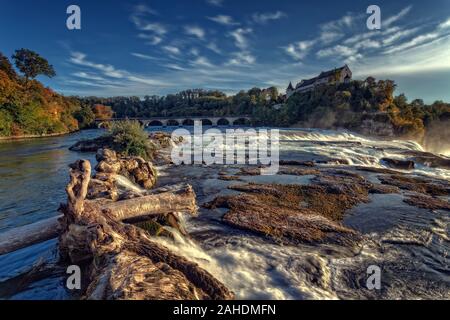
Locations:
0;131;76;142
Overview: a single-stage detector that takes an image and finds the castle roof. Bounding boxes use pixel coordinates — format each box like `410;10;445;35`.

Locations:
296;65;350;88
318;65;348;79
296;78;316;88
287;82;294;90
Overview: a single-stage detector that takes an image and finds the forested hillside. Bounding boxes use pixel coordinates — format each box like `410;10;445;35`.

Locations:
0;50;93;137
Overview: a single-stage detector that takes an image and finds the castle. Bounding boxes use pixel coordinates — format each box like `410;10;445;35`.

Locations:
286;65;352;98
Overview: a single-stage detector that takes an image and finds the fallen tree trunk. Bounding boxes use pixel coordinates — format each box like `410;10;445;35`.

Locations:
0;216;61;256
0;185;197;256
59;160;233;300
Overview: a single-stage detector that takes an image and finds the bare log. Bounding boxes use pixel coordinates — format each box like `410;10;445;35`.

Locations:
0;184;197;256
100;184;197;221
59;159;233;300
0;216;61;256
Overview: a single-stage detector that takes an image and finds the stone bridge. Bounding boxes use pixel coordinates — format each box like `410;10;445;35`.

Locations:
95;116;252;128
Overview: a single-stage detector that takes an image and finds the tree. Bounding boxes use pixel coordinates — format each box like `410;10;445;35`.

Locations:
12;49;56;82
0;52;17;80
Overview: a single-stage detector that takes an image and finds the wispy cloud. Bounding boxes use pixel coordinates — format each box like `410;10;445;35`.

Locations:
384;33;440;54
206;0;223;7
252;11;286;24
383;6;412;27
184;25;206;40
70;52;125;78
208;15;239;26
206;42;222;54
163;45;181;55
439;17;450;29
132;4;158;16
284;40;316;60
191;56;214;68
69;52;169;88
227;51;256;66
229;28;252;49
137;33;163;45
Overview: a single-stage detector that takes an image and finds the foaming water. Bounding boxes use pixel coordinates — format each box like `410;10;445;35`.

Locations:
278;129;449;180
0;127;448;299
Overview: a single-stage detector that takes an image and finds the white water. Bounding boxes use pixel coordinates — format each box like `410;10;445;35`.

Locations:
279;129;450;180
153;128;449;300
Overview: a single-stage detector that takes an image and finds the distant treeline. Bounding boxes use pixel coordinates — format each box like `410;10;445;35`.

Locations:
1;49;448;141
78;79;449;140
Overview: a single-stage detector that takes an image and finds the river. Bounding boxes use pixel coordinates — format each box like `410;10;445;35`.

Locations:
0;128;448;299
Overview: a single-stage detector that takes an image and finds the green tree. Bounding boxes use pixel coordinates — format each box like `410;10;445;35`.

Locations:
12;49;56;82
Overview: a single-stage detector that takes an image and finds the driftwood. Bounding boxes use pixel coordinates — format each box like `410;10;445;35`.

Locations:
0;181;197;256
0;216;61;256
58;160;233;300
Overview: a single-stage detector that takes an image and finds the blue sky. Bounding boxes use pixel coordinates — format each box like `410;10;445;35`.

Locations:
1;0;450;103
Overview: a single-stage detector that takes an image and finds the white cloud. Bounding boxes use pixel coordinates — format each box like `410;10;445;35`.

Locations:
131;53;162;61
439;18;450;29
382;27;421;46
227;51;256;66
252;11;286;24
354;39;381;50
317;45;358;58
229;28;252;49
184;25;206;40
70;52;125;78
133;4;158;16
139;22;167;35
206;42;222;54
208;15;240;26
384;33;440;54
69;52;169;88
73;72;106;82
137;33;162;45
319;13;356;44
163;45;181;55
165;64;186;71
383;6;412;27
284;40;316;60
191;56;214;68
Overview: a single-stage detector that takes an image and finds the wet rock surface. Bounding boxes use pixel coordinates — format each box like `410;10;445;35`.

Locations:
378;174;450;196
205;171;376;246
95;148;157;190
381;158;415;170
400;150;450;169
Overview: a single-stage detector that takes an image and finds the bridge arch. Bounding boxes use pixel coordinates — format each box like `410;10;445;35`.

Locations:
201;119;213;126
217;118;230;126
166;119;180;127
233;118;251;126
148;120;164;127
182;119;194;126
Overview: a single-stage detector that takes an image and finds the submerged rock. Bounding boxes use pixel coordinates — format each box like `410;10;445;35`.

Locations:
205;173;373;246
381;158;415;170
378;175;449;196
403;194;450;211
400;151;450;170
69;136;112;152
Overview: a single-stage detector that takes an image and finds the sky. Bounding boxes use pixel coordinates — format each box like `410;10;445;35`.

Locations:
1;0;450;103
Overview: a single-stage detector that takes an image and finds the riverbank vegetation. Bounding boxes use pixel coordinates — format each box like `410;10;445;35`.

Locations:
0;50;95;137
70;120;157;160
